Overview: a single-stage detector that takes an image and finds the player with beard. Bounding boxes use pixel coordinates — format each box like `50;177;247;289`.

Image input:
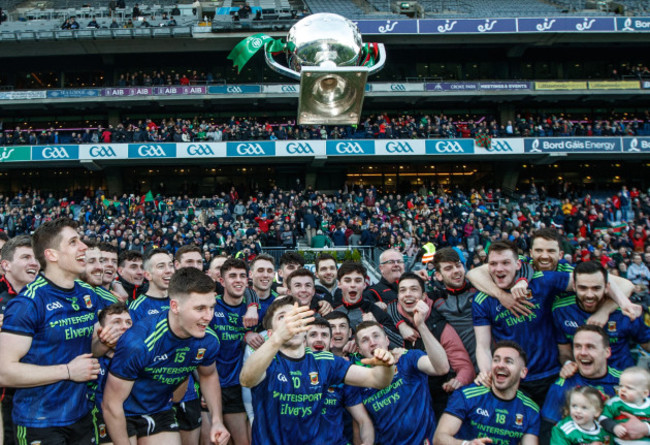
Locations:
314;254;338;305
80;242;119;306
0;235;39;445
541;325;621;443
210;258;259;445
473;241;633;408
553;261;650;371
239;296;396;445
103;267;229;445
128;250;174;323
0;218;118;445
355;317;449;445
467;228;636;322
332;262;403;348
434;341;540;445
305;319;375;445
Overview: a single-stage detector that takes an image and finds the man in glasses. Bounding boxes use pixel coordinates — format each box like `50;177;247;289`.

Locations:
364;249;404;310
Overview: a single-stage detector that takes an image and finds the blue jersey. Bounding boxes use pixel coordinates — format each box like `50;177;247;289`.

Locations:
2;275;105;427
321;382;362;445
109;312;220;416
251;348;351;445
88;355;111;408
473;271;569;380
258;290;278;326
210;296;254;388
540;367;621;423
128;294;170;324
357;349;436;445
93;284;119;306
552;295;650;370
445;384;541;444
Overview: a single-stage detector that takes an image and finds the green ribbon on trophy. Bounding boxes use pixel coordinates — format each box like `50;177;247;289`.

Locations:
227;34;287;73
227;33;380;73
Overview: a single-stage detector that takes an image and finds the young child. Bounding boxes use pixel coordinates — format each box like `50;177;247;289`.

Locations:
601;366;650;444
551;386;612;444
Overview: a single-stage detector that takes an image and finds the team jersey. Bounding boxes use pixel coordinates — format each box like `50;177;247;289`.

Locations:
552;296;650;370
88;355;112;408
444;384;540;444
602;396;650;443
473;271;569;380
541;367;621;423
128;294;170;324
210;295;255;387
522;256;575;301
551;417;613;445
92;284;119;306
2;275;106;427
108;312;220;416
320;382;362;445
250;348;351;445
128;295;199;402
258;290;278;326
357;349;436;445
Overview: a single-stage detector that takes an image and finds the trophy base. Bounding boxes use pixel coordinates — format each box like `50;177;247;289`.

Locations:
297;66;369;126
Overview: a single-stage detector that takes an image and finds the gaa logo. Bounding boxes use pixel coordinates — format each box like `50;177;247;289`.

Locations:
335;142;365;154
434;141;465;153
138;145;167;157
236;143;266;155
286;143;314;154
486;141;513;152
42;147;70;159
187;144;215;156
89;146;117;157
386;142;413;153
227;86;243;93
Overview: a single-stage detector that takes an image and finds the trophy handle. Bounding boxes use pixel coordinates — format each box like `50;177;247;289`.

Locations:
265;43;386;81
264;50;301;81
366;43;386;75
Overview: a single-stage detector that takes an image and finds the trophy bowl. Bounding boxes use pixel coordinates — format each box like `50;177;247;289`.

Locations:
264;12;386;125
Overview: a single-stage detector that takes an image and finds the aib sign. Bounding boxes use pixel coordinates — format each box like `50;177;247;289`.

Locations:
128;144;176;158
226;142;275;157
32;145;79;160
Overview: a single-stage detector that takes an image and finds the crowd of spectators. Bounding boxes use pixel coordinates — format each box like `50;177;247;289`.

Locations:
611;63;650;80
2;111;650;145
2;183;650;290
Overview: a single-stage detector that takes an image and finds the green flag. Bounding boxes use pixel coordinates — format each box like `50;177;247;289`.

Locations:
227;33;286;73
144;190;154;203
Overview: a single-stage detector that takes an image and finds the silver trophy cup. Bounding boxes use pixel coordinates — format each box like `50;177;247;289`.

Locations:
264;13;386;125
